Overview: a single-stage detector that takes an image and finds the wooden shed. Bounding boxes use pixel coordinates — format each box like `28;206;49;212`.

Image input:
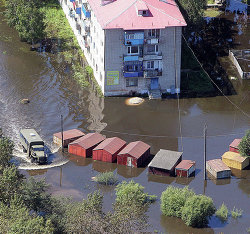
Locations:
117;141;150;168
206;159;231;179
229;139;241;153
222;151;249;170
68;133;105;158
92;137;126;163
53;129;85;147
148;149;182;176
175;160;196;177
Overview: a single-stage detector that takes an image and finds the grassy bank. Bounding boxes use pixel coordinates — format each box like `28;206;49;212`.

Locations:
181;39;216;97
41;1;103;97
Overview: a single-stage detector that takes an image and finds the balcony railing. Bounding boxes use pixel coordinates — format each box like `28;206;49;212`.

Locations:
145;38;159;44
144;70;162;78
143;52;162;60
124;71;144;78
82;3;91;18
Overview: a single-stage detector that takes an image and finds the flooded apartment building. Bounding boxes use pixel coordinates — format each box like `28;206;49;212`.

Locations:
60;0;186;96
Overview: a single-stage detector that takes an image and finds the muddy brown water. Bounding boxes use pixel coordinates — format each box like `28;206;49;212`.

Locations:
0;3;250;233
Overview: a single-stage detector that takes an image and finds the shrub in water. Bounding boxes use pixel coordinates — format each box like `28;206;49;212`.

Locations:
215;203;228;222
238;130;250;157
181;194;216;227
94;172;118;185
231;207;243;219
115;180;156;206
160;186;195;218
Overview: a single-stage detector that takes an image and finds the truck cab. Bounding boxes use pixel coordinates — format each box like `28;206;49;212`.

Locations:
20;129;47;164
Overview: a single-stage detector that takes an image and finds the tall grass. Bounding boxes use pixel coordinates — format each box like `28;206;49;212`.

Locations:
94;172;118;185
215;203;228;222
231;207;243;219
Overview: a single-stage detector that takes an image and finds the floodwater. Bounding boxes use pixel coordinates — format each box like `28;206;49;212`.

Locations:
0;3;250;234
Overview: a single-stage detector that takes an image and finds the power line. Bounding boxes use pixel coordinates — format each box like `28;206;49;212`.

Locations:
182;35;250;119
101;129;245;139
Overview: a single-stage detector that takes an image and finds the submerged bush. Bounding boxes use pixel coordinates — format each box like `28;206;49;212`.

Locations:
231;207;243;219
181;194;216;227
160;186;195;218
115;180;156;206
94;172;118;186
215;203;228;222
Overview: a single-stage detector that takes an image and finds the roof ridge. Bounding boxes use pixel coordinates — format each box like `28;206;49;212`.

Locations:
103;0;139;28
146;1;186;25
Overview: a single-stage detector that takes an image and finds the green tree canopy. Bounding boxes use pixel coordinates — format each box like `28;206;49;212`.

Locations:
238;130;250;157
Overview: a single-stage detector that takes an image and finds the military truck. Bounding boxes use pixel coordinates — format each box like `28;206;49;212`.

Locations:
20;129;47;164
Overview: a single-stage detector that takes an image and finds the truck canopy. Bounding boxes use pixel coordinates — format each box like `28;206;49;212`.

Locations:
20;129;44;144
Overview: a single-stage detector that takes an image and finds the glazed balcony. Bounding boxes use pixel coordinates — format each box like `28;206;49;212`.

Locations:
124;71;144;78
82;3;91;18
144;70;162;78
124;31;144;46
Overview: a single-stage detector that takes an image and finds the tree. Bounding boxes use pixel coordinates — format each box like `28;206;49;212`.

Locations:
177;0;206;25
0;195;54;233
161;186;195;218
181;194;216;227
0;165;23;204
0;128;14;168
238;130;250;157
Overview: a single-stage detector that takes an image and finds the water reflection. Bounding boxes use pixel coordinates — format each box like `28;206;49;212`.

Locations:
92;160;117;173
160;215;214;234
117;164;145;178
148;174;175;185
27;169;48;176
67;154;92;166
175;176;195;186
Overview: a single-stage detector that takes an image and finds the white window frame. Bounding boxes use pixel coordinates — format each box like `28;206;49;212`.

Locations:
127;46;139;55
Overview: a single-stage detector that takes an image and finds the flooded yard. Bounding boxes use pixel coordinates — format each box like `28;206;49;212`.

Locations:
0;1;249;233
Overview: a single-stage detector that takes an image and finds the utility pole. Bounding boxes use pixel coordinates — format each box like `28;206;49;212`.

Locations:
61;115;64;153
204;124;207;181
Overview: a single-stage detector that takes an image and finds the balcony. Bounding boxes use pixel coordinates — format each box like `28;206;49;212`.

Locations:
124;71;144;78
124;31;144;46
144;70;162;78
124;55;143;62
145;38;159;44
82;3;91;18
143;52;162;61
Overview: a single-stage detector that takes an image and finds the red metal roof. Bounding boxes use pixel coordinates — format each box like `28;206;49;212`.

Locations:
69;133;105;149
206;159;230;172
136;0;148;11
93;137;126;154
229;139;241;148
118;141;150;159
87;0;186;30
53;129;85;140
175;160;195;170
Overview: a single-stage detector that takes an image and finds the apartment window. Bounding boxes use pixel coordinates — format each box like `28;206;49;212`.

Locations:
127;46;139;55
93;42;95;49
100;72;102;82
101;41;104;46
126;78;138;87
147;61;154;69
147;45;158;53
96;64;98;72
94;26;96;33
148;29;160;37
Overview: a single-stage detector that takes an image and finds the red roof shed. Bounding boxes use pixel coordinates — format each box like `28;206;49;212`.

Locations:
68;133;105;158
53;129;85;147
175;160;196;177
117;141;150;168
93;137;126;163
229;139;241;154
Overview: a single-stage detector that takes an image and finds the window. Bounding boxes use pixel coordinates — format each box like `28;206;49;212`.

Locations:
100;72;102;81
147;45;158;53
147;61;154;69
127;46;139;55
96;64;98;72
148;29;160;37
126;78;138;87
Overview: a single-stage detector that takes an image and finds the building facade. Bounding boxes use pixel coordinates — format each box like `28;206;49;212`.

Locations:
59;0;186;96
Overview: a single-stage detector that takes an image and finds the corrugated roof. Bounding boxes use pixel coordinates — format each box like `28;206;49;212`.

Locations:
69;133;105;149
87;0;186;30
206;159;230;172
93;137;126;154
148;149;182;170
118;141;150;159
175;160;195;170
222;151;247;163
53;129;85;140
229;139;241;148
